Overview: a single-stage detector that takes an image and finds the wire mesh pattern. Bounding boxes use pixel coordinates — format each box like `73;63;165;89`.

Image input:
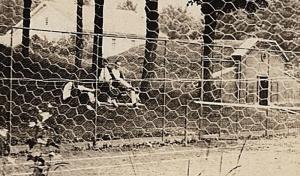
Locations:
0;0;300;175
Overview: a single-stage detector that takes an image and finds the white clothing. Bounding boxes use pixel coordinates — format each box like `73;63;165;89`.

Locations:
112;68;121;80
87;92;95;103
78;85;95;92
63;81;73;100
99;67;112;82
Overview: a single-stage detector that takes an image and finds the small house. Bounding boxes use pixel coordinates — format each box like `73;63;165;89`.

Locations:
211;38;299;106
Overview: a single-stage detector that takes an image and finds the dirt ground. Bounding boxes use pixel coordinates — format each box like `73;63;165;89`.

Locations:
2;136;300;176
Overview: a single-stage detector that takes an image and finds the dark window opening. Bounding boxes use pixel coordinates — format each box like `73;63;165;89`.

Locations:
258;76;269;106
112;38;116;48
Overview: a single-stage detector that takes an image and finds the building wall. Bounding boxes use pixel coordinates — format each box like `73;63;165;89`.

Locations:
242;51;299;105
4;5;73;46
219;60;238;103
103;37;144;58
207;51;300;134
216;50;300;105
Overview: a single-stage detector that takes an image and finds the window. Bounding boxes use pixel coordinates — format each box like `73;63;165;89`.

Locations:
260;53;269;62
131;39;136;46
45;17;49;25
246;81;257;104
258;76;269;105
284;63;293;71
270;81;279;103
112;38;116;48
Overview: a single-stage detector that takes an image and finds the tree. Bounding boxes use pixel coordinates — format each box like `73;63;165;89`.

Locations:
216;0;300;60
117;0;137;12
188;0;268;101
0;0;40;35
140;0;159;92
0;0;22;34
75;0;83;72
83;0;91;5
92;0;104;77
22;0;32;58
160;5;203;40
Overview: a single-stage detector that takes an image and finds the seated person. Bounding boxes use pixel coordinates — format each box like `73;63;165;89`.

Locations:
98;60;118;107
62;81;96;110
99;60;139;107
98;60;112;82
111;61;140;107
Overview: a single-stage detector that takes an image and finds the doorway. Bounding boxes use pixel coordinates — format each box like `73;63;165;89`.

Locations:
258;76;269;106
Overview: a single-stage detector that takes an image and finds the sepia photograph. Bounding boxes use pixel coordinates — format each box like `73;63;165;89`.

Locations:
0;0;299;175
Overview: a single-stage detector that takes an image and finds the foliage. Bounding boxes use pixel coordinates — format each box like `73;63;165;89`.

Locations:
25;106;60;150
0;0;41;34
185;0;299;58
117;0;137;12
24;106;67;176
83;0;91;5
0;0;23;34
160;5;203;40
0;128;9;156
31;35;75;56
215;0;300;60
161;6;203;40
30;34;79;71
27;152;68;176
186;0;202;6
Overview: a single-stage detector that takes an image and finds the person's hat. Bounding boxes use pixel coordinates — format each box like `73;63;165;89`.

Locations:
103;59;108;64
115;61;122;66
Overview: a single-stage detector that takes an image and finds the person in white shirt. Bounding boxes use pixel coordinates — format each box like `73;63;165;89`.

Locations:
99;60;112;82
98;60;118;107
111;61;140;107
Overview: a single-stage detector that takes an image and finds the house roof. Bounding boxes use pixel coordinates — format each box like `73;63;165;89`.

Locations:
231;38;259;56
211;67;235;78
231;38;289;62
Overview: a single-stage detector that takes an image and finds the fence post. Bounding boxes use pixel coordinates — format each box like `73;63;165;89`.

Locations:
8;27;14;153
199;56;204;141
184;91;189;146
94;33;98;146
162;40;167;142
184;103;187;146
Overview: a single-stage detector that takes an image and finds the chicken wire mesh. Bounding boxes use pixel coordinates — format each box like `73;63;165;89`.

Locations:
0;0;300;176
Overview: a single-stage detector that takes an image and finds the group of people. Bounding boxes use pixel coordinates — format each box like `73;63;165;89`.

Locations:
63;60;140;108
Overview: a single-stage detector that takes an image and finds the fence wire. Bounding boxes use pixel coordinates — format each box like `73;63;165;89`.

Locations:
0;0;300;176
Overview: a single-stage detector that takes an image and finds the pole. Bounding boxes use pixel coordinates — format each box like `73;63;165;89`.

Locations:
162;40;167;142
8;28;14;154
199;56;205;140
94;33;99;145
265;55;270;137
184;98;189;146
187;160;190;176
